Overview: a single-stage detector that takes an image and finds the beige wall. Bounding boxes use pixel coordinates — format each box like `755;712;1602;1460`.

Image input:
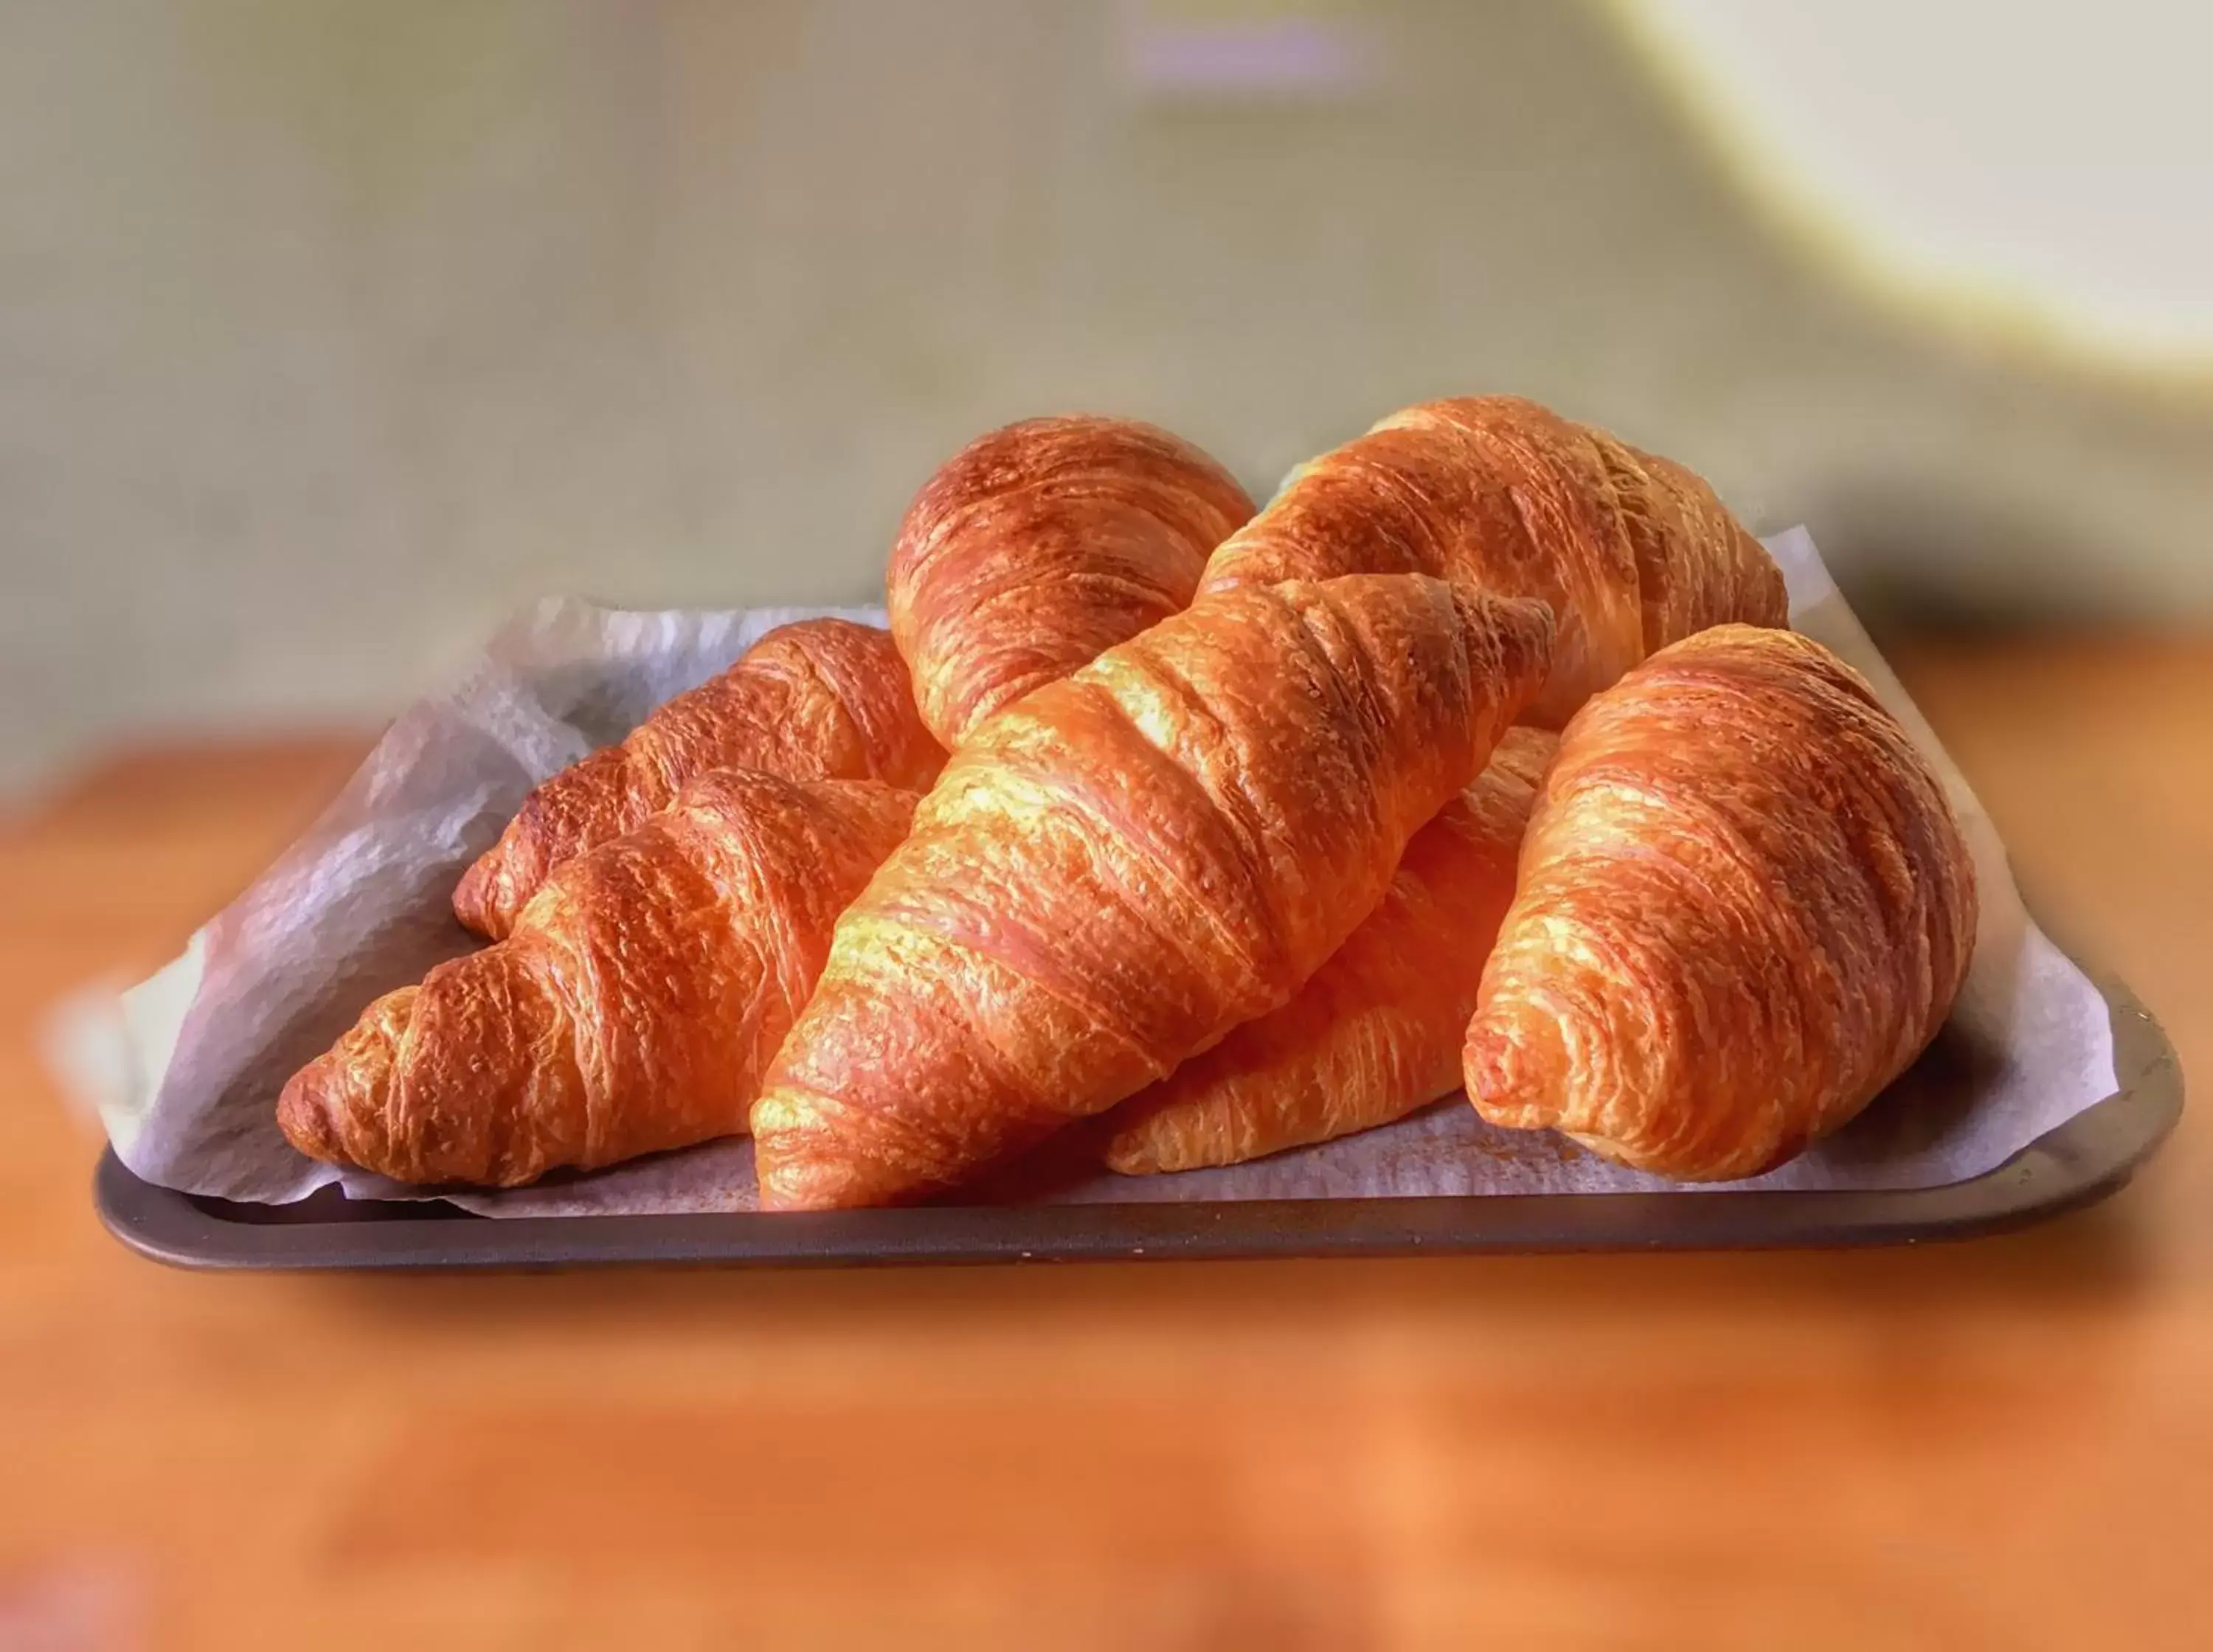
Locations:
5;0;2210;792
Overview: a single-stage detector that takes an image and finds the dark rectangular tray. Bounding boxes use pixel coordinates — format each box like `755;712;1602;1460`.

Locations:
94;949;2182;1271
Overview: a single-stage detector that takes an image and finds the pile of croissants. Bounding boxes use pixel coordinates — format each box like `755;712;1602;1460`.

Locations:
277;395;1978;1209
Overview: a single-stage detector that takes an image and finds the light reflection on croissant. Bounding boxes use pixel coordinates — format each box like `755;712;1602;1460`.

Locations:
1463;625;1978;1181
750;573;1555;1210
1102;726;1556;1174
280;770;918;1187
454;618;942;939
887;415;1255;749
1199;395;1786;726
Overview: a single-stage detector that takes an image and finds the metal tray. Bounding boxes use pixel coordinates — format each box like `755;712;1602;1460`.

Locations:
94;952;2182;1271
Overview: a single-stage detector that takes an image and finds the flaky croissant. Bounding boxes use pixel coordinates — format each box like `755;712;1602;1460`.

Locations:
750;573;1555;1211
887;415;1255;749
1103;726;1556;1174
281;770;917;1187
454;617;943;939
1199;395;1785;726
1463;625;1978;1181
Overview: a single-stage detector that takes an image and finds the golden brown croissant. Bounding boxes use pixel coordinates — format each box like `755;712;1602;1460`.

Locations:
1198;395;1786;726
750;573;1556;1210
454;617;943;940
1102;726;1556;1174
1462;625;1978;1181
887;415;1256;748
281;770;918;1187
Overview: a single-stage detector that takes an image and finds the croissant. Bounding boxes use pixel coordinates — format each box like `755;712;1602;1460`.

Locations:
887;415;1256;748
454;617;943;939
750;573;1556;1210
280;770;918;1187
1102;726;1556;1174
1463;625;1978;1181
1198;395;1785;726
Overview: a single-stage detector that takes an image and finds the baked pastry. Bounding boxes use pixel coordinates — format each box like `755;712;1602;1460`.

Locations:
750;573;1555;1210
1103;726;1556;1173
281;771;917;1186
888;415;1255;748
1462;625;1978;1180
1199;395;1785;725
454;618;942;938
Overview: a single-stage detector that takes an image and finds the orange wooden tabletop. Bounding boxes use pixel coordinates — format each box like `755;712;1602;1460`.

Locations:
3;638;2207;1651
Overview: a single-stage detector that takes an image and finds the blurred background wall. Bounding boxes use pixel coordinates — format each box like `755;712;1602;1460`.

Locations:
4;0;2209;794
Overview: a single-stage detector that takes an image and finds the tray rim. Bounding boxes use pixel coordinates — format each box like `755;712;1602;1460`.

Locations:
91;943;2184;1271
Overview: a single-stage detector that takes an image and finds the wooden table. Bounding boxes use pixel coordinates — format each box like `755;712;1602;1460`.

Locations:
3;639;2206;1651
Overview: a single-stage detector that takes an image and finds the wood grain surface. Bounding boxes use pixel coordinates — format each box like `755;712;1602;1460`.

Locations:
2;642;2206;1651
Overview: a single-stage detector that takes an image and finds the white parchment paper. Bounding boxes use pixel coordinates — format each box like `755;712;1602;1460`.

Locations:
51;531;2116;1215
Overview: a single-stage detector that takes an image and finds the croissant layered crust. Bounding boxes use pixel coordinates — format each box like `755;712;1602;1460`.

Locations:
281;771;918;1187
454;618;942;939
1198;395;1785;725
1462;625;1978;1181
750;573;1555;1210
888;415;1256;748
1102;726;1556;1174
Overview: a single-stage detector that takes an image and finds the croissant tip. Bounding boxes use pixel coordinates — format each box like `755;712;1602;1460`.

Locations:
1461;1020;1564;1133
275;1066;342;1165
451;857;516;940
451;858;493;932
